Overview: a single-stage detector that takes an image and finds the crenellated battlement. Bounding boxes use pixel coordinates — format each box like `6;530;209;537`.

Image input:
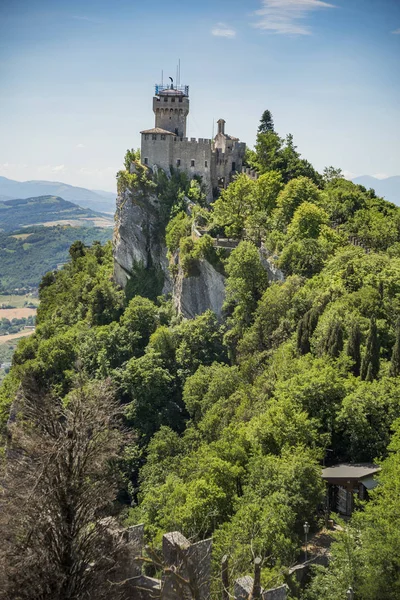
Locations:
242;166;259;180
175;137;212;145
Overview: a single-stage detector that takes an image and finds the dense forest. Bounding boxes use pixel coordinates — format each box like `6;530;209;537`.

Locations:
1;112;400;599
0;224;112;292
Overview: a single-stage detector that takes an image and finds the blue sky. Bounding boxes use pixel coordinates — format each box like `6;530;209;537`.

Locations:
0;0;399;192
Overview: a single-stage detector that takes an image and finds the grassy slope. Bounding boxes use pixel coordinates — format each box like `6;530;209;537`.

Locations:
0;195;114;232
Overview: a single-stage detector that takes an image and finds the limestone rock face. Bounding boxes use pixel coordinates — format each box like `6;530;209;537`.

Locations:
173;259;226;320
113;190;172;294
259;244;285;282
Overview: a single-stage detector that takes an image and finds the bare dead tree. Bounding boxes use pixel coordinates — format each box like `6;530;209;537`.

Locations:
0;376;129;600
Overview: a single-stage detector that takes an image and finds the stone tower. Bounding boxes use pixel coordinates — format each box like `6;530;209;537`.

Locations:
153;83;189;137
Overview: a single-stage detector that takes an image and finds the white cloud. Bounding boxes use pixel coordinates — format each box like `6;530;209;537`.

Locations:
254;0;335;35
52;164;65;172
211;23;236;38
373;173;389;180
392;28;400;34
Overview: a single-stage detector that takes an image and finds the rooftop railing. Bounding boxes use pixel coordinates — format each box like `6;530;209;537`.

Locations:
155;84;189;96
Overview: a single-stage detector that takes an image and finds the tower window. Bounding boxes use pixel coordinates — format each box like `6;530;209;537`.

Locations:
144;134;149;140
191;160;195;167
176;159;181;167
161;135;166;140
144;158;148;165
232;161;236;171
171;97;175;102
179;97;183;103
164;97;168;102
152;134;157;140
205;160;208;168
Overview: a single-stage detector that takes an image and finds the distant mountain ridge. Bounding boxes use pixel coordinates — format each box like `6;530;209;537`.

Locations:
351;175;400;206
0;195;113;233
0;177;116;214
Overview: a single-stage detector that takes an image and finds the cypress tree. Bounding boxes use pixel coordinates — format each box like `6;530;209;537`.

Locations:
361;317;380;381
347;322;362;376
297;317;309;355
325;320;344;358
389;318;400;377
297;308;319;355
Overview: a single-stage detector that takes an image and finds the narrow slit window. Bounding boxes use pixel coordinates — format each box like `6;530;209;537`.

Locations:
191;160;195;167
144;158;148;165
176;159;181;167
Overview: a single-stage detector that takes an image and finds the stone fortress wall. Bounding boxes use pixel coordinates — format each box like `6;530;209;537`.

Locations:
140;83;248;199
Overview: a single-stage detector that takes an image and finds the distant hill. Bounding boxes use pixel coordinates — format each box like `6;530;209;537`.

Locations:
0;176;116;214
0;196;114;233
91;189;118;204
352;176;400;206
0;225;112;293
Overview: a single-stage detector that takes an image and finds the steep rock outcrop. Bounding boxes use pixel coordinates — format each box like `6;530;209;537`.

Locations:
173;259;226;320
113;191;172;294
113;188;285;319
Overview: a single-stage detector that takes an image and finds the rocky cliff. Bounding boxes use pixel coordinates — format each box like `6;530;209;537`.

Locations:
113;186;285;320
173;258;226;319
113;190;172;295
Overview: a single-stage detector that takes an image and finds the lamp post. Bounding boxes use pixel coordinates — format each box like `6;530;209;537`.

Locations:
303;521;310;562
346;588;354;600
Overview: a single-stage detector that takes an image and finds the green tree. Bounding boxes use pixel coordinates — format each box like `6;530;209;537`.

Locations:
337;378;400;461
124;147;140;170
322;166;344;184
69;240;86;262
287;202;329;240
165;211;191;253
122;350;182;440
390;318;400;377
212;174;256;238
360;317;380;381
175;310;227;379
119;296;159;356
224;241;268;333
274;177;322;229
347;322;362;376
258;109;275;134
324;320;344;358
278;238;326;277
297;308;319;355
255;131;284;175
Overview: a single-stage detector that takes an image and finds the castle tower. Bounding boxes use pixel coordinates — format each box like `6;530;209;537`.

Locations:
153;82;189;137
